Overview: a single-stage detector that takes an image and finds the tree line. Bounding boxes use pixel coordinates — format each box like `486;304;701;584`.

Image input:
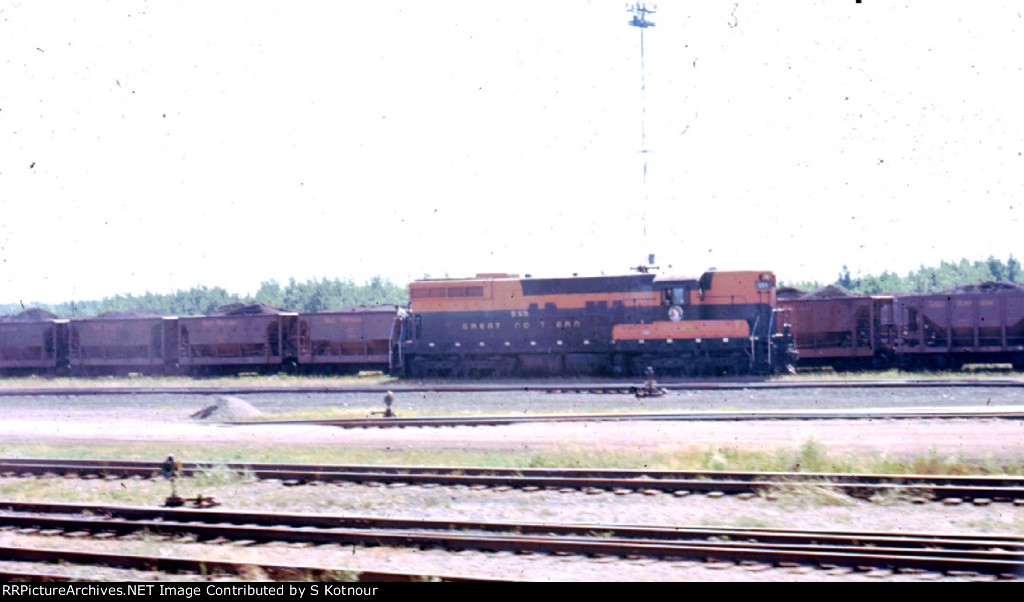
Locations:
785;255;1023;295
0;277;409;318
6;256;1023;318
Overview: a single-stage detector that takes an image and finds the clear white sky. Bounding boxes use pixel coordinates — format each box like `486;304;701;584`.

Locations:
1;1;1022;304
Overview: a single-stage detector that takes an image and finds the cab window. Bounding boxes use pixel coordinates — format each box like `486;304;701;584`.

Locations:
663;288;688;305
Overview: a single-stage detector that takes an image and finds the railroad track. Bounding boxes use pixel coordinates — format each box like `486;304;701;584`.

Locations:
230;408;1024;429
0;542;493;582
3;458;1024;502
1;378;1023;397
0;501;1020;578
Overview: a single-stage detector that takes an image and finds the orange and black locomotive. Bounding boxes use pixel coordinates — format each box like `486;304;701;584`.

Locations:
402;269;797;377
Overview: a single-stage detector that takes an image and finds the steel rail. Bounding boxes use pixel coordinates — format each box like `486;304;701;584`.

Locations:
7;457;1024;487
3;514;1022;564
0;569;79;582
0;544;495;581
1;378;1024;397
0;502;1020;577
232;408;1024;428
4;500;1024;548
3;459;1024;500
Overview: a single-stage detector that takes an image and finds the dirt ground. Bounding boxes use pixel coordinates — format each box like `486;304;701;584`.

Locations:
2;416;1024;463
0;389;1022;462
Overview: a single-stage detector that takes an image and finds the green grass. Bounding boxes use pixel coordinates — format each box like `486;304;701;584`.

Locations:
0;439;1020;477
0;439;1019;516
758;482;856;509
251;405;689;422
777;367;1022;381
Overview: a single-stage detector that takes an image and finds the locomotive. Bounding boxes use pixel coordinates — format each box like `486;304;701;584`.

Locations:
402;269;797;377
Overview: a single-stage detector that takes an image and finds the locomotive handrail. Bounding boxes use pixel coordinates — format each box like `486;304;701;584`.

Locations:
750;314;760;370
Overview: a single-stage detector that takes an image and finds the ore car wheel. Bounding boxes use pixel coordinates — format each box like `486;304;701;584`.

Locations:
871;353;892;371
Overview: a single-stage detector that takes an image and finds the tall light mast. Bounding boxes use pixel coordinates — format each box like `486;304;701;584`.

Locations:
628;3;655;267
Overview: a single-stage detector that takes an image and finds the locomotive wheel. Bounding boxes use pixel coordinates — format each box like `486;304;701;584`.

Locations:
407;357;426;378
629;356;657;378
730;354;749;376
493;356;518;378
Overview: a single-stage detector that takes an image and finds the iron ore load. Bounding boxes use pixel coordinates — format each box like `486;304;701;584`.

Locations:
402;270;797;377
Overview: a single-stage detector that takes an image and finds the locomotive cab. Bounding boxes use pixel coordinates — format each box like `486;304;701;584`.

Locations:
618;270;785;376
654;277;698;308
